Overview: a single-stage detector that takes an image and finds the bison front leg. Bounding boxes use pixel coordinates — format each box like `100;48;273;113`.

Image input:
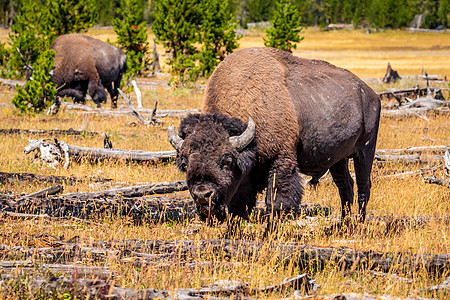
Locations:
58;88;85;103
265;156;303;215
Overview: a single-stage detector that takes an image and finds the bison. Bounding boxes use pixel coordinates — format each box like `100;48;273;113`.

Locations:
50;33;127;108
168;47;381;223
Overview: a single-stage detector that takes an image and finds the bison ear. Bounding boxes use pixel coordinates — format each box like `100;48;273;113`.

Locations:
168;125;184;150
229;117;255;151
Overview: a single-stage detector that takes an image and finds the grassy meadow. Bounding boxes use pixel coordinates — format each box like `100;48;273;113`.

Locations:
0;27;449;299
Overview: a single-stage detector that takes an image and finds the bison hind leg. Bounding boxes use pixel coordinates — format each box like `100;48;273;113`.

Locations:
353;136;378;222
329;158;354;222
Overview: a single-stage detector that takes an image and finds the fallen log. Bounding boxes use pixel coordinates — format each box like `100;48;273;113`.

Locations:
0;171;112;185
0;260;112;280
423;175;450;187
0;128;98;137
61;100;199;118
382;164;443;178
80;239;450;275
24;138;177;165
381;107;450;118
374;153;443;164
0;78;25;88
0;272;319;299
23;185;63;198
377;145;449;155
0;190;330;223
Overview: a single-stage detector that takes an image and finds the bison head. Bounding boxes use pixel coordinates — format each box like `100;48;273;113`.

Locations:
168;114;256;222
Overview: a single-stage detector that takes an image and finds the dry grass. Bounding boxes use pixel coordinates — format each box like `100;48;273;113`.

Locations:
0;28;449;299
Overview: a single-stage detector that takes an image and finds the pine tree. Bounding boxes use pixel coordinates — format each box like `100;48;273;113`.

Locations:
264;0;304;53
113;0;150;81
12;49;57;113
7;0;98;77
152;0;201;86
198;0;241;77
8;0;48;76
43;0;98;41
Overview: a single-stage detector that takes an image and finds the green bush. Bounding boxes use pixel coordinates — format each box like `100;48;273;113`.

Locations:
12;50;57;113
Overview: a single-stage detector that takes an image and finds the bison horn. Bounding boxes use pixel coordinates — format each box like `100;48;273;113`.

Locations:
229;117;256;151
168;125;184;150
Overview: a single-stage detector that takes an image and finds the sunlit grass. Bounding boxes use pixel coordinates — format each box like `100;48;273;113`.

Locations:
0;28;449;299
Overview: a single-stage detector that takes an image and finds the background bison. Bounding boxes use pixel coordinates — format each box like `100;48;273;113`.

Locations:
169;47;381;223
51;33;127;108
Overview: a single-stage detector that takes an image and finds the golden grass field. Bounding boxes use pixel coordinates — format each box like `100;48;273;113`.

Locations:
0;27;449;299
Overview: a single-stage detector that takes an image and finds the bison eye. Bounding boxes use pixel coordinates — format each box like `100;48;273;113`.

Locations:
220;155;234;170
177;157;188;172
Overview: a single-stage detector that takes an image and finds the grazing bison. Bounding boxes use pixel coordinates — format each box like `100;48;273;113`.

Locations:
168;47;381;223
50;33;127;108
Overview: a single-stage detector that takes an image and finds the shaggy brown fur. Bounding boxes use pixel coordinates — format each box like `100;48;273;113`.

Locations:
51;34;126;108
173;47;381;222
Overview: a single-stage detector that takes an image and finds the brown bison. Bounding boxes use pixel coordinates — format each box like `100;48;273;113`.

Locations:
168;47;381;223
50;33;127;108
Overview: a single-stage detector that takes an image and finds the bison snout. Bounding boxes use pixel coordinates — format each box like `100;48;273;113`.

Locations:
191;187;216;205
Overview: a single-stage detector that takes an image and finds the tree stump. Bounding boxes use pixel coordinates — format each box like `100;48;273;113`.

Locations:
382;62;401;83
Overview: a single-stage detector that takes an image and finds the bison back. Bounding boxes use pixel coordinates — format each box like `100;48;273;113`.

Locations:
203;47;380;169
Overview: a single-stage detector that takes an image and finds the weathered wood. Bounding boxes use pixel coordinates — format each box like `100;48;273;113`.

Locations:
423;175;450;187
80;239;450;275
377;145;449;155
383;164;443;178
119;88;152;126
67;144;176;162
25;138;177;163
0;171;111;185
381;107;450;118
0;128;98;137
23;184;63;198
62;100;199;118
374;153;443;164
0;77;25;88
62;181;188;199
0;260;112;280
0;183;194;222
382;63;401;83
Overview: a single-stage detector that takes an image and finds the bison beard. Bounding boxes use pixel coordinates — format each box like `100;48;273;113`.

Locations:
169;47;381;224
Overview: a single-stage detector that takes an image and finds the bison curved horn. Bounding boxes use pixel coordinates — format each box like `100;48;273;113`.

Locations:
168;125;184;150
229;117;256;151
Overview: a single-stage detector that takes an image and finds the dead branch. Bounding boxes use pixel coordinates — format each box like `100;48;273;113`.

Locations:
0;171;111;185
118;88;151;126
